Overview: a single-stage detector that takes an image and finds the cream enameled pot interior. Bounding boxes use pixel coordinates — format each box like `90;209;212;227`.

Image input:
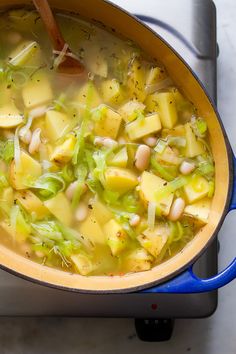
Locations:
0;0;231;292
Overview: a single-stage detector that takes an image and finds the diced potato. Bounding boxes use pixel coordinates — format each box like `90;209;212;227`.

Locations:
125;248;153;272
94;106;122;139
103;219;128;256
44;193;72;226
71;254;95;276
155;92;178;128
127;58;146;102
185;123;204;157
15;190;49;220
76;81;102;108
0;103;23;128
137;224;169;258
77;214;106;245
140;171;174;216
162;125;185;138
126;113;162;141
119;100;145;123
108;147;128;168
184;198;211;224
22;71;53;108
146;66;166;86
100;79;123;104
90;198;113;225
156;146;183;165
145;92;160;113
10;151;42;190
1;187;14;206
184;176;210;204
45;110;71;142
9;40;40;67
104;167;138;194
50;135;76;164
0;221;27;243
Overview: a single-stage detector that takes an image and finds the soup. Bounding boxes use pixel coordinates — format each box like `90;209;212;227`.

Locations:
0;8;215;276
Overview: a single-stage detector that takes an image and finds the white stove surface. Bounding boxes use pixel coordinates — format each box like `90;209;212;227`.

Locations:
0;0;235;353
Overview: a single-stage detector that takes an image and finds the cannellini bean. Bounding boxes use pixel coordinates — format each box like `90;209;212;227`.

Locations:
94;137;104;146
135;144;151;171
168;198;185;221
180;160;195;175
94;136;118;149
75;202;88;222
19;129;32;145
28;128;41;154
118;137;127;145
129;214;140;227
143;136;157;147
66;181;87;201
103;138;118;149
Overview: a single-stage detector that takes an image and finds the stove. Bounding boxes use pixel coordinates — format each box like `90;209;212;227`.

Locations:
0;0;219;337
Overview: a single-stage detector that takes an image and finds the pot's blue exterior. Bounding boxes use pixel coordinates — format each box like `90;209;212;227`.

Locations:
144;155;236;293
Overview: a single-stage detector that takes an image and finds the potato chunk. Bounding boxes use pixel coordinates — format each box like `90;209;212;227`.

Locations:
103;219;128;256
140;171;174;216
0;103;23;128
104;167;138;194
184;198;211;224
76;81;102;108
108;147;128;168
77;214;106;245
155;92;178;128
126;113;162;141
90;198;113;225
119;100;145;123
184;176;210;204
94;107;122;139
10;151;42;190
100;79;122;104
22;72;53;108
50;135;76;164
127;58;146;102
15;190;49;220
71;254;95;276
125;248;153;272
44;193;72;226
137;224;169;258
45;110;71;142
185;123;204;157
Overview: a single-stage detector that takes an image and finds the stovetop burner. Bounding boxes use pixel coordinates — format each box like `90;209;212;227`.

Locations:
0;0;218;321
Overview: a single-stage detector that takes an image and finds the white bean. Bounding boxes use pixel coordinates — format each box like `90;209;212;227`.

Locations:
94;136;118;149
66;181;87;201
75;202;88;222
135;144;151;171
143;136;157;147
129;214;140;227
168;198;185;221
180;161;195;175
103;138;118;149
28;128;41;154
118;137;127;145
20;129;32;145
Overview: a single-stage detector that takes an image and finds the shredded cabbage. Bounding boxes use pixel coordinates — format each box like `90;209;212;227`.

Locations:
147;202;156;229
26;173;65;199
191;117;208;138
150;157;176;182
155;176;188;201
10;205;31;239
0;139;14;163
72;164;88;209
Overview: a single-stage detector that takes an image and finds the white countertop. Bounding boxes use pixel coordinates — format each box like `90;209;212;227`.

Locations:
0;1;235;353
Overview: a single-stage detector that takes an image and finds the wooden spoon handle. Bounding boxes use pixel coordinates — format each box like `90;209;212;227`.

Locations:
33;0;66;51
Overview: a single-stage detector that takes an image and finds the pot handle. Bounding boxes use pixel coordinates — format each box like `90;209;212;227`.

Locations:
144;155;236;294
143;260;236;293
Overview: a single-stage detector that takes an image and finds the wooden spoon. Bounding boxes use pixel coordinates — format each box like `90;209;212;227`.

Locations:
33;0;85;76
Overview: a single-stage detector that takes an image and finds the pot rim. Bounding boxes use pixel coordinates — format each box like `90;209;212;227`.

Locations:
0;0;234;294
